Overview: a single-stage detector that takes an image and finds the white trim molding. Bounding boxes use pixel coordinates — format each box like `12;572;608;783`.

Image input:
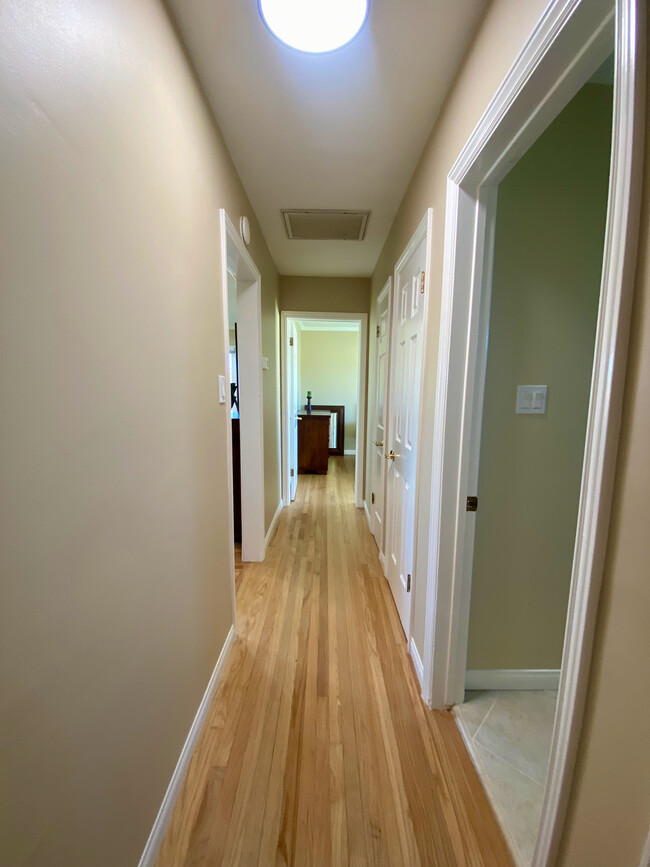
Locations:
264;498;284;555
138;625;236;867
422;2;645;866
343;449;357;456
465;669;561;691
363;500;372;531
409;638;424;687
640;825;650;867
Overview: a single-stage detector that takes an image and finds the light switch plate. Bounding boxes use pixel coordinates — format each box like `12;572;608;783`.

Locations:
516;384;547;414
261;356;269;371
218;375;226;404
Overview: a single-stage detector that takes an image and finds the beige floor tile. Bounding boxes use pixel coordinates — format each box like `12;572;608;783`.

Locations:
474;690;557;785
457;690;500;737
475;742;545;867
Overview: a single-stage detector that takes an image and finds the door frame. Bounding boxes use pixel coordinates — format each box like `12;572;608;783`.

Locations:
219;211;266;580
365;276;392;565
384;210;434;646
280;311;368;508
286;319;299;501
422;1;645;866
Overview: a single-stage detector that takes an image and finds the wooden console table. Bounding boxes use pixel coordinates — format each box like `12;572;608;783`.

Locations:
298;411;330;474
311;404;345;456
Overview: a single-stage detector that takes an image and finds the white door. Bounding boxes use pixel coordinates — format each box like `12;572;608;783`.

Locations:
385;227;428;638
370;280;391;555
288;320;299;501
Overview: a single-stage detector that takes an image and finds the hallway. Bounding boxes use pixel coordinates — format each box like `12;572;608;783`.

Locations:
156;458;512;866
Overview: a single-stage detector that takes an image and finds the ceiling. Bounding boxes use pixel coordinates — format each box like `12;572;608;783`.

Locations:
168;0;487;277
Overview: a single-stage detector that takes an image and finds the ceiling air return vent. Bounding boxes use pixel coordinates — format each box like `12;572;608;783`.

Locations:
282;209;370;241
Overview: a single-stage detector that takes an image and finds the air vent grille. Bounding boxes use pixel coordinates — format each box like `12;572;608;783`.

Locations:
282;209;370;241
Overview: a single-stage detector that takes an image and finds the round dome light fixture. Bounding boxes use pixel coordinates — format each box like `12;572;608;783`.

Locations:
259;0;368;54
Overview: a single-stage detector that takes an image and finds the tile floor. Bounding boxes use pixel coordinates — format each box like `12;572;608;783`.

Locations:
454;690;558;867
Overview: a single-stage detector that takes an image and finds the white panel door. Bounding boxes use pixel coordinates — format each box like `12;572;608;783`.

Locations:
370;280;391;554
385;234;427;638
288;320;299;501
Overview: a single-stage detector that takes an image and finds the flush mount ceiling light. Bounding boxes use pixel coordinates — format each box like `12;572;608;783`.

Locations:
259;0;368;54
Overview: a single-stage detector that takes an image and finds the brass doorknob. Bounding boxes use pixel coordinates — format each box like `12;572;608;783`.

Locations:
374;441;384;447
384;450;400;461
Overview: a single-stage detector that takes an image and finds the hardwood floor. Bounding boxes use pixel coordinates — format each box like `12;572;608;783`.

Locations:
156;457;512;866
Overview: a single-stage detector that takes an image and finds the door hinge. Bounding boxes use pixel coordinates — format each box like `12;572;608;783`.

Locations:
376;324;380;337
371;492;375;504
420;271;425;294
466;496;478;512
289;337;294;347
407;573;412;592
290;468;295;477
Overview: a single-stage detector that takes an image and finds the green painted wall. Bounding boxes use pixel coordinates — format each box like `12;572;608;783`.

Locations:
467;83;613;671
299;329;360;452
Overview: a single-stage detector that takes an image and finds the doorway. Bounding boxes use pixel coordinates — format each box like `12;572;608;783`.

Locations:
455;62;614;866
281;311;367;508
423;1;643;865
220;211;265;569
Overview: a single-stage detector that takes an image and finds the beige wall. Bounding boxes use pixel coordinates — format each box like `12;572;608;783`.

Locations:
467;83;613;671
558;49;650;867
0;1;279;864
280;275;370;314
369;1;650;863
299;330;360;451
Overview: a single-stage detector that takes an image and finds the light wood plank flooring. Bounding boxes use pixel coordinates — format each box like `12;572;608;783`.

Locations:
156;457;512;866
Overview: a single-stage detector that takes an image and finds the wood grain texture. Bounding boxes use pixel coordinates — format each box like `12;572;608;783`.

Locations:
155;457;512;866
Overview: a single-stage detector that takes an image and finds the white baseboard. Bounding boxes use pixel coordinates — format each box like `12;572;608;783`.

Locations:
409;637;424;687
378;550;387;577
138;624;236;867
344;449;356;455
465;669;560;691
363;500;372;530
264;498;283;555
640;825;650;867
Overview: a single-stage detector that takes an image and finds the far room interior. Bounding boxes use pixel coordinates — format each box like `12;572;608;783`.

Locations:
285;316;361;497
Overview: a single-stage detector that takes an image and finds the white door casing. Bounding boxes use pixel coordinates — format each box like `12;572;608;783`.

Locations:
370;279;391;557
288;320;299;501
385;213;431;639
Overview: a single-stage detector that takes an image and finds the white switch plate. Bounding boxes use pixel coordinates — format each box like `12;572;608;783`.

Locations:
218;375;226;404
516;384;547;414
261;356;269;370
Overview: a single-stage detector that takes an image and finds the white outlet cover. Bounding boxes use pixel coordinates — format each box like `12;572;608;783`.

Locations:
516;384;547;414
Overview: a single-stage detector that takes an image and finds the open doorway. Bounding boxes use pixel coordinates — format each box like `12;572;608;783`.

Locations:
423;1;644;864
453;59;614;866
281;312;367;508
220;211;265;568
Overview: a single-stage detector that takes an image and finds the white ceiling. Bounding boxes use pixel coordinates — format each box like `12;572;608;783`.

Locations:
168;0;487;277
